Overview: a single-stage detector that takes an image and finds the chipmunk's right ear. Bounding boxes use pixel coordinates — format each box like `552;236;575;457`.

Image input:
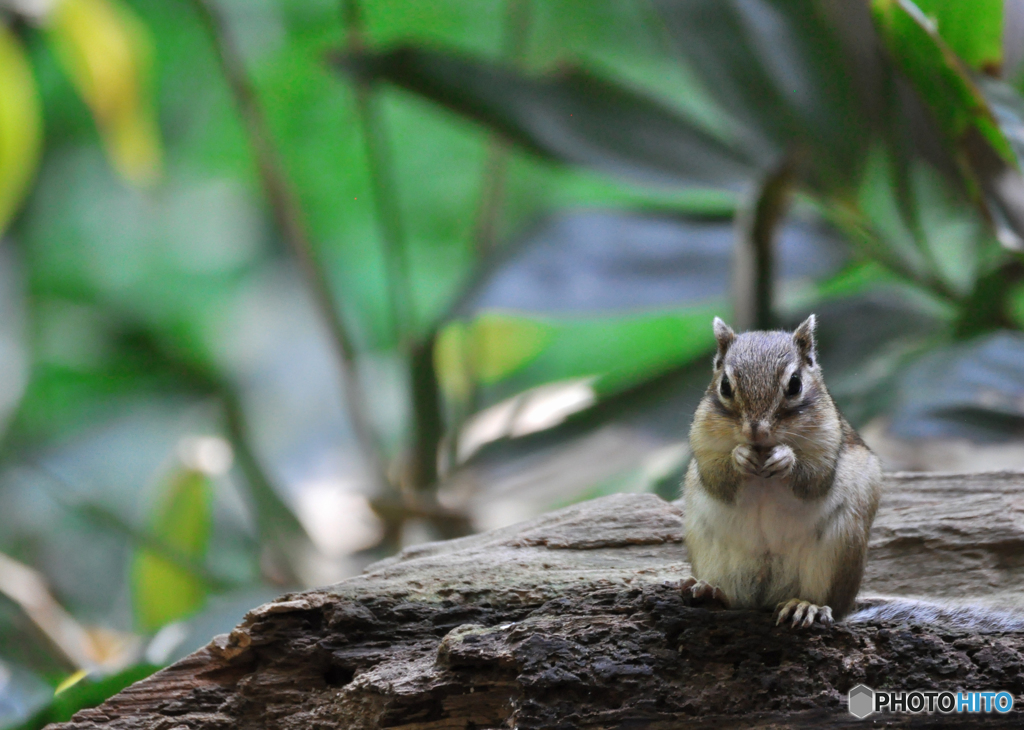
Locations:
712;317;735;369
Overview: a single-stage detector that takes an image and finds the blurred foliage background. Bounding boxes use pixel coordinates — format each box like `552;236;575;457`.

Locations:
3;0;1024;725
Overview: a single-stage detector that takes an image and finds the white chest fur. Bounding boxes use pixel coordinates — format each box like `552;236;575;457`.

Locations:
685;475;840;609
728;476;825;553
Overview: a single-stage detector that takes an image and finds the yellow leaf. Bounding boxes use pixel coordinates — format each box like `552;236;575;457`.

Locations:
54;669;90;695
46;0;163;186
0;24;43;235
434;322;473;403
131;468;213;633
470;312;554;384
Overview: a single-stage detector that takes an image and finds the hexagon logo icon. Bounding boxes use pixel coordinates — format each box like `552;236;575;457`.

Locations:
848;684;875;719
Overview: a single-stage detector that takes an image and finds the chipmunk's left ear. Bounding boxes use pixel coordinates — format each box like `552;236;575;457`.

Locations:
792;314;817;367
712;317;735;369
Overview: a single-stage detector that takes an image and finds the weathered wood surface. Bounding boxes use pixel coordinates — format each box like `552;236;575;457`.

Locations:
50;471;1024;729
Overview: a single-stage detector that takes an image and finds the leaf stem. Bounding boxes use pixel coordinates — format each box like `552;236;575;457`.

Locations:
472;0;533;255
340;1;458;507
220;388;306;586
408;332;442;491
341;0;415;344
188;0;390;495
733;154;798;330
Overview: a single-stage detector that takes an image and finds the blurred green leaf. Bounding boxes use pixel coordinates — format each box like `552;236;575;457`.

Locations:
1009;282;1024;329
130;468;213;633
0;24;43;236
888;331;1024;441
444;208;846;405
974;75;1024;250
910;160;984;297
913;0;1003;74
806;288;947;425
15;367;168;446
335;45;754;189
12;320;210;445
450;307;719;407
458;209;847;315
652;0;873;190
459;284;949;479
872;0;1024;250
542;308;720;397
441;307;722;468
854;143;930;278
70;500;235;592
872;0;1012;163
10;663;157;730
852;144;987;298
980;75;1024;167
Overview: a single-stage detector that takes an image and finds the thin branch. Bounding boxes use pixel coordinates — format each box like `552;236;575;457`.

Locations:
440;0;535;477
220;389;306;586
188;0;390;495
370;494;472;541
472;0;533;255
341;0;457;506
473;144;511;257
733;153;798;331
407;332;441;491
341;0;428;501
342;0;415;344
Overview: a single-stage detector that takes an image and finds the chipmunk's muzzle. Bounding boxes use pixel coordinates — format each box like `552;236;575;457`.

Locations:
742;418;775;447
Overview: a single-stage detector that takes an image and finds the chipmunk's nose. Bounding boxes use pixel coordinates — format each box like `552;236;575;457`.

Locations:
743;419;772;446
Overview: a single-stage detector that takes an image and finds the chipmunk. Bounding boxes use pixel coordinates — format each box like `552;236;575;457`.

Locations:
681;315;882;628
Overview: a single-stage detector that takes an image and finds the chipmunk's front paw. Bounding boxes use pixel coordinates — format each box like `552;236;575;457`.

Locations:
774;598;833;629
680;577;729;607
759;444;795;478
732;445;761;476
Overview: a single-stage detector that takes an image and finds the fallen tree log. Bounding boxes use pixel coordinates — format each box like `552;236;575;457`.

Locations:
50;471;1024;728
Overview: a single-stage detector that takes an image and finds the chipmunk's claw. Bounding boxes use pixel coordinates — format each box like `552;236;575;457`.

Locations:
732;445;761;476
680;577;729;607
774;599;833;628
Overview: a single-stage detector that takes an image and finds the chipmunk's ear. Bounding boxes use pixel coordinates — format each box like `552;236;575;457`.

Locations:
792;314;817;367
712;317;735;369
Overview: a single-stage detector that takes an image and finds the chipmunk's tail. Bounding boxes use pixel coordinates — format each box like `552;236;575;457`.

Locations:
848;596;1024;633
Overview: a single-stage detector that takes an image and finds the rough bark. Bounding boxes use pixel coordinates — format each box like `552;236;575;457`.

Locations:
50;471;1024;729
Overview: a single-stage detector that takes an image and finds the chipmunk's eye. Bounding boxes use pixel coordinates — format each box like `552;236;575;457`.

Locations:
720;375;733;399
786;373;802;397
